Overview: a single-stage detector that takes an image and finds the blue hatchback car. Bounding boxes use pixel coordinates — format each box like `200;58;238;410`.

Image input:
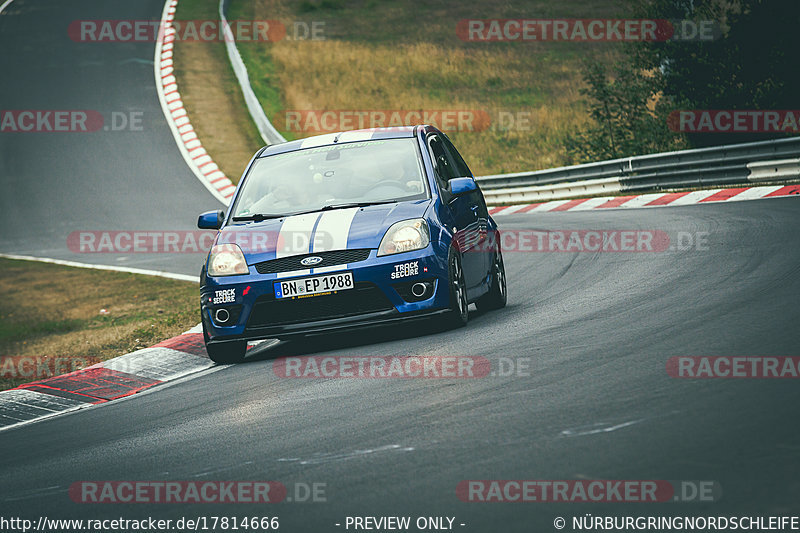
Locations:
197;125;506;363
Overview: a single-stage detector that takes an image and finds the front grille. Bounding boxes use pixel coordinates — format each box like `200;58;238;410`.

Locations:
246;282;394;328
254;249;371;274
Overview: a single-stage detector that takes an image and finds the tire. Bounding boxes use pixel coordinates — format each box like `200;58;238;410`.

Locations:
476;246;507;312
444;248;469;328
202;319;247;363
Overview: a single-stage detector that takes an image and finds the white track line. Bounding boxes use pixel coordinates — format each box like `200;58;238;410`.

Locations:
0;254;199;282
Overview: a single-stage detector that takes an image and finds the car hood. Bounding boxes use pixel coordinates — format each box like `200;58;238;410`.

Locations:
217;199;431;264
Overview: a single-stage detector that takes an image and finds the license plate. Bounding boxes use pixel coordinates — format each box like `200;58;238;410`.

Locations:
274;272;354;299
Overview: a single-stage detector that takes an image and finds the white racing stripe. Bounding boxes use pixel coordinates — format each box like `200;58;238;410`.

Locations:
337;130;374;143
311;207;359;274
275;212;321;278
313;208;359;251
300;133;339;149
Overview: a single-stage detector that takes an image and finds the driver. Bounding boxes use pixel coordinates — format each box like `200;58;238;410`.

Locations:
369;157;423;193
246;180;301;213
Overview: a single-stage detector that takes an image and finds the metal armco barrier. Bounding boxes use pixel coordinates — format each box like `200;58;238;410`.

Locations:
219;0;286;146
476;137;800;204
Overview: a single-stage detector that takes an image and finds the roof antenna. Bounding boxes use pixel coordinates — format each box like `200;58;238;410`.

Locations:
333;133;342;143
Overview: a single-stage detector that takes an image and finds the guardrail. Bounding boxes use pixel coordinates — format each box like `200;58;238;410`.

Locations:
476;137;800;204
219;0;286;146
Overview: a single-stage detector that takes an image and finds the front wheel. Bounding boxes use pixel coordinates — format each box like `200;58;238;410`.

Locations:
444;249;469;329
476;247;507;311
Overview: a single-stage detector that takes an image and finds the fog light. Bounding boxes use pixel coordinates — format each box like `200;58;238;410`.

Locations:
215;308;230;324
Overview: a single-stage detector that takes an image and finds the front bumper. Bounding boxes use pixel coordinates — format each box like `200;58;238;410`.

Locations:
201;246;449;341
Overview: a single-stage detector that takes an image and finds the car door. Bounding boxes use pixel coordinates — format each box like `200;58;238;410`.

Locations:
426;134;485;291
441;135;491;288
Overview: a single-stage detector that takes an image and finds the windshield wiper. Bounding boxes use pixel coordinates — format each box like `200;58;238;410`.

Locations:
231;213;285;222
234;201;400;221
284;201;400;218
319;200;399;211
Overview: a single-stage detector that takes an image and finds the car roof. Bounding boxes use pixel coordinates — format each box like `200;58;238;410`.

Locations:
258;125;439;158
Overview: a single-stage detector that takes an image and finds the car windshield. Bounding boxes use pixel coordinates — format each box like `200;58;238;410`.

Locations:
231;138;428;218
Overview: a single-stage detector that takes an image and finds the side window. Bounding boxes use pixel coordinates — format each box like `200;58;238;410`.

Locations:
427;135;456;199
442;134;487;217
442;135;473;178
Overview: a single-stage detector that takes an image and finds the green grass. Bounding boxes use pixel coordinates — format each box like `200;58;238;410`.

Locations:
171;0;266;180
227;1;296;143
223;0;631;174
0;258;200;391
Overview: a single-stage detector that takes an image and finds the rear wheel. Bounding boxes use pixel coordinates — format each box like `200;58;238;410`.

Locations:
476;247;507;311
444;249;469;328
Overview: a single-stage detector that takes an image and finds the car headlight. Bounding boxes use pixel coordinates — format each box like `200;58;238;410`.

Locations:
378;219;430;256
207;244;249;276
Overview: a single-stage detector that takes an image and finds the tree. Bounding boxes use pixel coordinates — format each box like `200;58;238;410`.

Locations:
634;0;800;146
566;60;687;163
568;0;800;160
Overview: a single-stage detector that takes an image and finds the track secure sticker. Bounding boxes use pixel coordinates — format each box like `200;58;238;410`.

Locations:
212;288;236;304
391;261;419;280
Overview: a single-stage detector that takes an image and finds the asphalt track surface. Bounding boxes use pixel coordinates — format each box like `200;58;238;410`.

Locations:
2;198;800;531
2;1;800;532
0;0;222;277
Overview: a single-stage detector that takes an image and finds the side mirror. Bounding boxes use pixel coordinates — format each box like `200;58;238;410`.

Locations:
198;210;224;230
449;177;477;196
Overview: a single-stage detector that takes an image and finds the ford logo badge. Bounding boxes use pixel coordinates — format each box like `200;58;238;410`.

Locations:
300;256;323;266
